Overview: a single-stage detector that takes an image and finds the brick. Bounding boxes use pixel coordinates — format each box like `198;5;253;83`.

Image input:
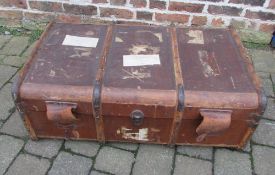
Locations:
6;154;51;175
56;14;81;24
0;66;17;87
211;18;225;27
252;145;275;175
268;0;275;9
259;23;275;33
191;16;207;26
24;139;63;158
133;145;174;175
245;10;275;21
1;36;29;55
100;8;133;19
130;0;147;8
110;0;126;5
65;140;100;157
174;155;212;175
24;12;56;23
229;0;265;6
0;35;11;49
0;0;27;9
149;0;166;10
109;142;138;151
250;49;275;73
240;30;271;45
137;11;153;21
0;83;16;120
0;135;24;174
177;146;213;160
0;112;28;138
230;19;246;29
63;4;97;16
29;1;63;12
214;149;252;175
155;13;189;24
3;56;26;67
93;0;108;3
169;2;204;13
252;119;275;147
208;5;242;16
95;146;134;175
0;10;23;26
49;151;92;175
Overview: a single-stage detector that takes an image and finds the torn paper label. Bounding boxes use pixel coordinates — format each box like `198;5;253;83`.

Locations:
123;55;160;67
187;30;204;44
62;35;99;47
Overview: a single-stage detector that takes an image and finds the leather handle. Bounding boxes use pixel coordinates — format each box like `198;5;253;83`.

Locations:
46;101;78;124
196;109;232;142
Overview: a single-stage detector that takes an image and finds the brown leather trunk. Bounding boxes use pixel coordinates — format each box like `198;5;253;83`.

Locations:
12;22;266;148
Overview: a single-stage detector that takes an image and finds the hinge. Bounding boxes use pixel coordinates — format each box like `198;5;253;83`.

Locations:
92;80;102;119
177;84;185;112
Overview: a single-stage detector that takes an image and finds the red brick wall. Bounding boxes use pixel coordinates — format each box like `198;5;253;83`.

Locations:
0;0;274;33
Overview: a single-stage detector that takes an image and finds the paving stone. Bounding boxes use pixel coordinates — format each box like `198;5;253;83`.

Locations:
0;112;28;138
109;142;138;151
177;145;213;160
25;139;63;158
65;140;100;157
95;146;134;175
133;145;174;175
1;37;29;55
0;83;15;120
250;49;275;73
214;149;252;175
3;56;27;67
0;135;24;174
174;155;212;175
90;171;108;175
256;72;270;79
252;119;275;147
22;41;37;57
48;151;92;175
242;141;251;152
271;73;275;83
10;71;19;83
0;65;17;87
262;78;274;97
263;98;275;120
0;35;11;49
6;153;51;175
252;145;275;175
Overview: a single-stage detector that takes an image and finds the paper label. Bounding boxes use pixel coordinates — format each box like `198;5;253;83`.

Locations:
62;35;99;47
123;54;160;67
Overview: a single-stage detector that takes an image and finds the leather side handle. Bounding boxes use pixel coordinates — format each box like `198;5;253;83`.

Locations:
46;101;78;124
196;109;232;142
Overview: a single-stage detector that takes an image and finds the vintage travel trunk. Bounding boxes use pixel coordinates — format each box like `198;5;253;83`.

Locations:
12;22;266;148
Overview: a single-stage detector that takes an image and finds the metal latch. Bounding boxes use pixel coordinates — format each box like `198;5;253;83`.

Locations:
130;110;144;126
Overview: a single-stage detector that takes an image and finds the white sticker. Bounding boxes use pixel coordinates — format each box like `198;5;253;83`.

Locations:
62;35;99;48
123;54;160;67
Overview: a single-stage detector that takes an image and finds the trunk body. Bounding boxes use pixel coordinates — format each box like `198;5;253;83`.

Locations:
13;23;266;148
